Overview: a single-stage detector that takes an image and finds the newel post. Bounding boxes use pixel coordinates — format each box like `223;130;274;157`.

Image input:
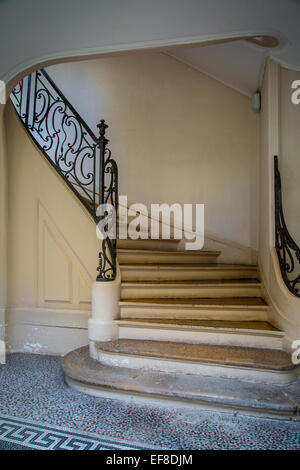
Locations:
88;119;120;356
97;119;108;207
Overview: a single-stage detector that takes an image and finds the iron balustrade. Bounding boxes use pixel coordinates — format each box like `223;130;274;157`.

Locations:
10;69;118;281
274;156;300;297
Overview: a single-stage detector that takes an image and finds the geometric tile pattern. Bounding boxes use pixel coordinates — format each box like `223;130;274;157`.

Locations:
1;354;300;450
0;414;159;450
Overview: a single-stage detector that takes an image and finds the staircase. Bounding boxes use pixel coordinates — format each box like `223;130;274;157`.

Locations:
112;237;294;380
117;238;280;353
10;69;299;416
63;236;299;416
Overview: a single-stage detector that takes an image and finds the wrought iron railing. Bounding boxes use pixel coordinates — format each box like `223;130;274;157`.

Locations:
274;156;300;297
10;69;118;281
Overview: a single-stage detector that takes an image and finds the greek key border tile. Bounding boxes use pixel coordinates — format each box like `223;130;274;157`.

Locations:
0;414;160;450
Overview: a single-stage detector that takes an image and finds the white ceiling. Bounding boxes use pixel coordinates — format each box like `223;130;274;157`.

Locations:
1;0;300;86
165;40;269;97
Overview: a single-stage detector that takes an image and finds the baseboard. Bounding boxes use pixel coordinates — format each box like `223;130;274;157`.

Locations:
0;306;6;363
0;340;5;364
6;307;90;356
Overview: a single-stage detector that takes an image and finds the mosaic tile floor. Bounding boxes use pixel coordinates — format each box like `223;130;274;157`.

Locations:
0;353;299;450
0;414;159;450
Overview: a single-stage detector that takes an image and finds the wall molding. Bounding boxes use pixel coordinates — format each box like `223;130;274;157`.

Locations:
38;201;92;310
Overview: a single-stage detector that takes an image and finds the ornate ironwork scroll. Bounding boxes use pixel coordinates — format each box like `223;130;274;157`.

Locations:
274;156;300;297
95;120;118;281
10;70;118;281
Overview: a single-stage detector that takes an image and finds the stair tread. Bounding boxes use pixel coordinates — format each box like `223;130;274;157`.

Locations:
120;263;258;269
120;297;267;306
62;347;300;413
118;318;280;332
118;248;220;255
117;238;179;243
122;278;261;285
95;339;292;371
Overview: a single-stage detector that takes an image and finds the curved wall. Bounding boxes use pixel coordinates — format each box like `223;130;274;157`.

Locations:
280;67;300;245
259;59;300;351
47;52;260;252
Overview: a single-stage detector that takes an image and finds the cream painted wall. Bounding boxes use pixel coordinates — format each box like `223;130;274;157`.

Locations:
280;67;300;245
5;102;100;355
258;59;279;285
259;59;300;350
47;52;260;251
0;104;8;362
4;52;261;354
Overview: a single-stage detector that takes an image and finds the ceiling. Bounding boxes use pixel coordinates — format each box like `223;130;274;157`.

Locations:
165;39;275;97
1;0;300;86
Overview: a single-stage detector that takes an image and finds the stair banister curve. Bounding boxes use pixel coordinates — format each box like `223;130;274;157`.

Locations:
274;155;300;297
10;68;118;282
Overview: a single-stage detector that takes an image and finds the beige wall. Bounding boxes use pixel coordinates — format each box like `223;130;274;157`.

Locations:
48;52;260;251
259;59;279;285
280;67;300;244
0;104;7;355
259;59;300;350
5;102;100;354
5;52;261;354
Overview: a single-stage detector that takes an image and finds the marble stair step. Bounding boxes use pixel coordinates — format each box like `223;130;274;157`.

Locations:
117;248;220;265
117;317;283;349
120;296;268;321
121;279;262;299
88;339;298;385
95;338;289;370
62;347;300;416
120;263;259;281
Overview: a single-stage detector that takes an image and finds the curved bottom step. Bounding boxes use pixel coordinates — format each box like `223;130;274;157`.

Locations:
90;339;297;385
61;347;300;419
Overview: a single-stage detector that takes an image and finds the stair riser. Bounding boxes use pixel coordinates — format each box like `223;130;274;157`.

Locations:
118;325;283;350
120;306;268;321
118;252;219;265
121;285;262;299
94;350;293;385
120;267;259;282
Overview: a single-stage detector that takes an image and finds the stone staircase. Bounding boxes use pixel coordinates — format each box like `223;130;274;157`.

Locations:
117;239;281;352
62;238;300;415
